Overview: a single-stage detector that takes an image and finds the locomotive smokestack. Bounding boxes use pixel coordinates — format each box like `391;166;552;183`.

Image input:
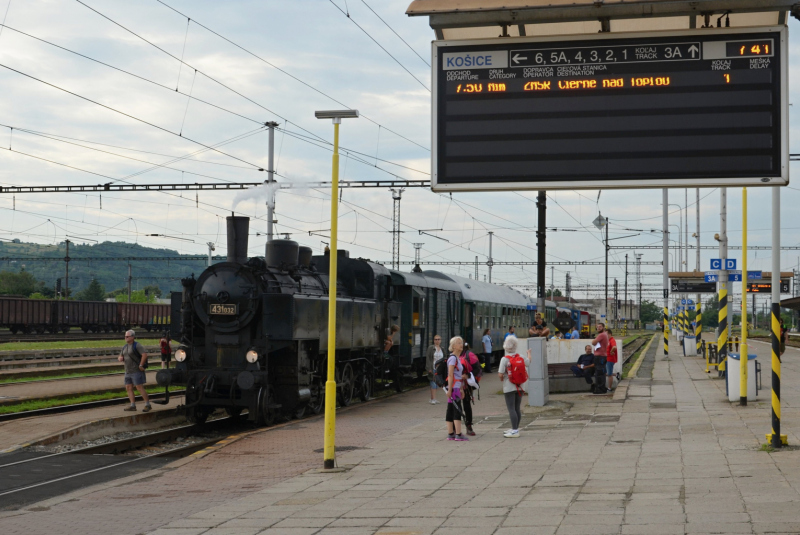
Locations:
226;214;250;264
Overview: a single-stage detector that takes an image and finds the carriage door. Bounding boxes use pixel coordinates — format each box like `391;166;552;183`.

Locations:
463;303;473;349
411;288;426;361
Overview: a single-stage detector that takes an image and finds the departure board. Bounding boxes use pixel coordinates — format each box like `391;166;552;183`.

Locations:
431;27;788;192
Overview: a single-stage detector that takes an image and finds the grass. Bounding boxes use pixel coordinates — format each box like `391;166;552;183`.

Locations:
0;339;160;352
0;385;171;415
0;369;123;385
759;443;775;453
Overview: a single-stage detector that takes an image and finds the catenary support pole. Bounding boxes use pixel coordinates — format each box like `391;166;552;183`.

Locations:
696;302;702;355
127;262;132;303
741;187;748;406
488;231;494;284
769;186;785;447
265;121;278;247
663;189;669;355
625;253;628;325
537;191;546;314
64;240;70;301
605;218;609;323
718;188;729;369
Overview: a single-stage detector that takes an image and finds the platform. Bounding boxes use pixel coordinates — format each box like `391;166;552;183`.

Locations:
2;335;800;535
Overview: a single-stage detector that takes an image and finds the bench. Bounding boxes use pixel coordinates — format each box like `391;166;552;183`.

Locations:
547;363;593;393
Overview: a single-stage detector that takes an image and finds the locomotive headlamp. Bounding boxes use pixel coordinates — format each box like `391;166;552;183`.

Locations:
246;350;259;363
175;349;187;362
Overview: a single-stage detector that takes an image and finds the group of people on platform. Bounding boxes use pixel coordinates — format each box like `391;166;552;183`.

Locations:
425;314;616;441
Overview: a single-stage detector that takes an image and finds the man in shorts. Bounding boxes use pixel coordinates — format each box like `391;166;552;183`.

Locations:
118;329;151;412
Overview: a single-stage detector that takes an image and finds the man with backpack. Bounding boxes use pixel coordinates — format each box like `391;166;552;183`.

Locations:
118;329;151;412
497;336;530;438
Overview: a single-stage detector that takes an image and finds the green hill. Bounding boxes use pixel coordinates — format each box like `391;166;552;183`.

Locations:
0;240;215;297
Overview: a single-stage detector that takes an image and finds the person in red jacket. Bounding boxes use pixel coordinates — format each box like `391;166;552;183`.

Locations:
606;328;618;391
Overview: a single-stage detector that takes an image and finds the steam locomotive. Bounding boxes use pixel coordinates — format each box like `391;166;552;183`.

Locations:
158;216;405;424
158;215;578;425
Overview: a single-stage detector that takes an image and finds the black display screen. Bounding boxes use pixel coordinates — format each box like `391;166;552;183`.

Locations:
434;29;784;190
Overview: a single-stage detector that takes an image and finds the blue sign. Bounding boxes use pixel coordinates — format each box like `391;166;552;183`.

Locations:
729;273;742;282
687;299;693;304
710;259;722;270
705;274;718;282
725;259;737;270
748;271;762;280
681;299;687;305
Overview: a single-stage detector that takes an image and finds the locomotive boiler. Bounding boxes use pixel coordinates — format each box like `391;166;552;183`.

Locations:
157;216;400;425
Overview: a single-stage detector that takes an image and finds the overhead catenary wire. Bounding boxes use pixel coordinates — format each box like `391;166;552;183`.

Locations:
359;0;430;67
153;0;429;152
327;0;430;92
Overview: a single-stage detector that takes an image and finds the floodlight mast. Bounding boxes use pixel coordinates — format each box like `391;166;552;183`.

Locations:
316;109;359;471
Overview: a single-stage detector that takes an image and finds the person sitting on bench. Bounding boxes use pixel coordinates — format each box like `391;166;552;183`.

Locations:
570;345;595;385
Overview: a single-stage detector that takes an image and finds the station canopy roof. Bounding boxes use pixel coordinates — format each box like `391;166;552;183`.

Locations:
406;0;793;39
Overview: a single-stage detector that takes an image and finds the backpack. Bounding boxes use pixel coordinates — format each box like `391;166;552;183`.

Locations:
124;342;148;370
433;357;448;387
506;354;527;394
160;339;171;355
462;352;482;381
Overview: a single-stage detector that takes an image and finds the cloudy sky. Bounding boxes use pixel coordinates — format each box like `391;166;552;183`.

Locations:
0;0;798;304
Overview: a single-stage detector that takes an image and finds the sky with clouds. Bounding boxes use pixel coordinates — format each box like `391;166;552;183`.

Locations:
0;0;798;305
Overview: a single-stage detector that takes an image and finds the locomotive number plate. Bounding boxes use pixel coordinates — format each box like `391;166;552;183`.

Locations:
209;303;238;315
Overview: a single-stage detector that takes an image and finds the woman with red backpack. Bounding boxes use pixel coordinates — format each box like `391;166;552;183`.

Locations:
497;336;530;438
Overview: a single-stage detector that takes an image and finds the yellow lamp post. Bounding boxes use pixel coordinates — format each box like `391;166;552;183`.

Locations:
315;109;359;469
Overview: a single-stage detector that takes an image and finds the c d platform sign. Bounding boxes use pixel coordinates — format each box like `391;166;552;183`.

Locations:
431;27;787;192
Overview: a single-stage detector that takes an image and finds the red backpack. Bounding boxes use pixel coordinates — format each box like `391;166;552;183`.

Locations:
506;354;528;394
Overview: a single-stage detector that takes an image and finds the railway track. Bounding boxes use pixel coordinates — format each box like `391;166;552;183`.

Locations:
0;390;185;422
0;417;235;509
0;332;153;344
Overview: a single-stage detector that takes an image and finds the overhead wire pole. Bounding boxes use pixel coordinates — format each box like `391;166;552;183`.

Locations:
663;189;669;356
536;192;546;313
64;239;71;301
265;121;279;246
718;188;729;371
315;109;359;471
391;188;404;270
488;231;494;283
769;186;785;447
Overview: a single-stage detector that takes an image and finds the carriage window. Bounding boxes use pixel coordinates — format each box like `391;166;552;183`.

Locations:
465;304;473;328
412;294;425;327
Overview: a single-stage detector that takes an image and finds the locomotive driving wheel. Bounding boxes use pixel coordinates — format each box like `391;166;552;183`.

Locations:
256;386;277;426
337;363;354;407
357;365;372;402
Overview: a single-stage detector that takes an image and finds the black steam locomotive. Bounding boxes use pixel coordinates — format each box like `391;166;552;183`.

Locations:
157;216;401;425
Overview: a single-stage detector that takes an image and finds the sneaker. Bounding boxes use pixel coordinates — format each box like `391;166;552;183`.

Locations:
142;404;152;413
504;430;520;438
466;426;476;436
454;434;469;441
124;405;136;412
447;434;456;441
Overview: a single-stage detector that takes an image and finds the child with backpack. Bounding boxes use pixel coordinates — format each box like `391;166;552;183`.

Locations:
444;336;468;441
460;343;482;436
497;336;530;438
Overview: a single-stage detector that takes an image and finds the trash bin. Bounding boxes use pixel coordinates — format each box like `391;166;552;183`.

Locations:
725;353;758;402
683;335;697;356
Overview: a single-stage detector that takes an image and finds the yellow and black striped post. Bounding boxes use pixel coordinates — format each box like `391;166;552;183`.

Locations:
718;289;728;365
663;307;669;355
767;303;786;447
695;303;702;355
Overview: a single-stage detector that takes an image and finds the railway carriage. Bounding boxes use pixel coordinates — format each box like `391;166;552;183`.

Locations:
390;271;462;378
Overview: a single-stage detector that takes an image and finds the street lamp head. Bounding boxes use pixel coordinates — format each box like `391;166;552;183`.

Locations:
315;109;359;123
